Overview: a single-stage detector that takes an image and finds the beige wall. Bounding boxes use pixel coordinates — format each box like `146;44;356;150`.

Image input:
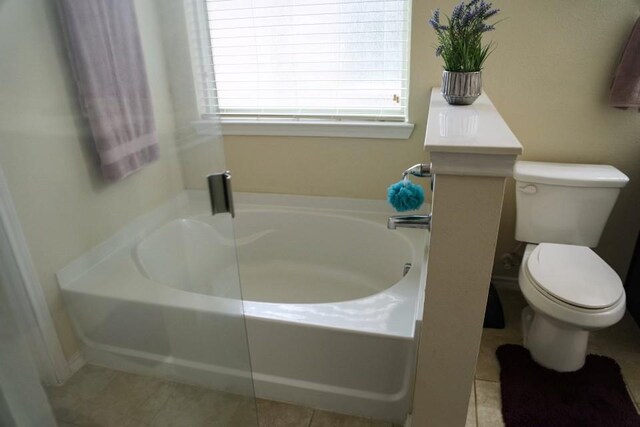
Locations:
224;1;640;279
487;1;640;278
0;0;184;358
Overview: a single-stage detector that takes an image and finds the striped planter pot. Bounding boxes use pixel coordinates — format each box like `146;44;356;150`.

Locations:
441;71;482;105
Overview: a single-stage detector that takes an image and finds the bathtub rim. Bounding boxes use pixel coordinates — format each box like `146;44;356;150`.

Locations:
135;206;419;304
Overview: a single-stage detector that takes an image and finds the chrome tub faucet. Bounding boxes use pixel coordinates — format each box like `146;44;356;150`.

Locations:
387;214;431;231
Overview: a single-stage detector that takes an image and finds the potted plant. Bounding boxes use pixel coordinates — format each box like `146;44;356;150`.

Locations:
429;1;500;105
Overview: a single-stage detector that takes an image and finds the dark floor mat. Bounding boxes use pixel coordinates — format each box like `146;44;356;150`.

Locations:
496;344;640;427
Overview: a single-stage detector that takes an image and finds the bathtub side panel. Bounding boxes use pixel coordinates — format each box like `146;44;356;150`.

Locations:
246;317;415;422
62;290;254;394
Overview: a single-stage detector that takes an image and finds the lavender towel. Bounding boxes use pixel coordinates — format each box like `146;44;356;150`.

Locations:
609;17;640;109
57;0;159;181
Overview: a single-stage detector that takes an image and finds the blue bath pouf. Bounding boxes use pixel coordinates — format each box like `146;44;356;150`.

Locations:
387;179;425;212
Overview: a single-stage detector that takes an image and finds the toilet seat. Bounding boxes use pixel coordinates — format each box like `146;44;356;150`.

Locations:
518;243;627;370
525;243;624;310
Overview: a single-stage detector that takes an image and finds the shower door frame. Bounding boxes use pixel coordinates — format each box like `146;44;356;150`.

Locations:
0;164;70;385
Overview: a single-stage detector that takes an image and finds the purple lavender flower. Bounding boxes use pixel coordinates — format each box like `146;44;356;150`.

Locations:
483;8;500;19
429;9;442;31
477;2;492;17
451;3;464;23
461;10;474;26
428;0;500;71
458;0;495;28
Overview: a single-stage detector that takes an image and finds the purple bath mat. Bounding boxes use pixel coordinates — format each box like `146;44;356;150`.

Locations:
496;344;640;427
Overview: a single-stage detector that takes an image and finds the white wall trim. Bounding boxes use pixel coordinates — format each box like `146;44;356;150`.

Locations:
0;165;70;385
66;351;86;377
193;118;415;140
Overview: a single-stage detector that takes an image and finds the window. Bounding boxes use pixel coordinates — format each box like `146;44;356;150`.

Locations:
191;0;411;123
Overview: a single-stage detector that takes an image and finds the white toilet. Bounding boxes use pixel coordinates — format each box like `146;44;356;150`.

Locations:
514;161;629;372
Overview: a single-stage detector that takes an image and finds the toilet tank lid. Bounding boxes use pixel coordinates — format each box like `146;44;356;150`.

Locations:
514;161;629;188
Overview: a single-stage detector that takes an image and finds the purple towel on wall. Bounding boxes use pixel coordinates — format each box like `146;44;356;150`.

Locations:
609;17;640;109
57;0;159;181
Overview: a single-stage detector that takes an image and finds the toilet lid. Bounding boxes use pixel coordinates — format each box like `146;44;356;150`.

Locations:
526;243;624;309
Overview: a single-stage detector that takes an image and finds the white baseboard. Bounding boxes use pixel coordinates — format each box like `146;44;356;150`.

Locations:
67;351;86;377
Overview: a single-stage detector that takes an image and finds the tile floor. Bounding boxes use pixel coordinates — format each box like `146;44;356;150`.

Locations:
47;287;640;427
467;287;640;427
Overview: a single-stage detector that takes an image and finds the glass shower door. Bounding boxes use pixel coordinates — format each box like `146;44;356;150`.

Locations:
0;0;256;425
0;277;56;427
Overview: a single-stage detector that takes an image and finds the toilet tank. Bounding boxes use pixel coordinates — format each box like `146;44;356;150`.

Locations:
514;161;629;247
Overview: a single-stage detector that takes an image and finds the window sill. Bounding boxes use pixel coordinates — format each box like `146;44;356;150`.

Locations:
192;118;415;140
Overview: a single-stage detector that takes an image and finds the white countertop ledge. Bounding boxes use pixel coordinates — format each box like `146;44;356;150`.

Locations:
424;88;523;177
425;88;522;155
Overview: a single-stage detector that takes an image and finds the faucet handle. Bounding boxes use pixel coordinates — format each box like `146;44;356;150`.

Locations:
402;163;431;178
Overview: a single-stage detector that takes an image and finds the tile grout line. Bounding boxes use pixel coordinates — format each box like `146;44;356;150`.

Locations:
307;409;316;427
473;380;479;427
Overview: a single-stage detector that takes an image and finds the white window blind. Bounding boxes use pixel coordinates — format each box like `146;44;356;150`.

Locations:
192;0;410;122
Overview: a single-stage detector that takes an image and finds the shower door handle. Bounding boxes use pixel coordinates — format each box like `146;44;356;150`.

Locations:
207;171;235;218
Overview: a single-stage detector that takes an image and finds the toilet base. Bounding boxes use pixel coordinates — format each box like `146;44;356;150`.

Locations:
521;307;589;372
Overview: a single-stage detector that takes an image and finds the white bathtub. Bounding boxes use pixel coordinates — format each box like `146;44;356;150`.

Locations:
57;191;429;422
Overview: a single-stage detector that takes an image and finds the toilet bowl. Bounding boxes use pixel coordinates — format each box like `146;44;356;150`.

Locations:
518;243;626;372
